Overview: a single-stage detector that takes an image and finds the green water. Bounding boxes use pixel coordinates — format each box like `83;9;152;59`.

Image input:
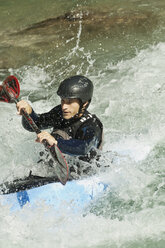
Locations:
0;0;164;70
0;0;165;247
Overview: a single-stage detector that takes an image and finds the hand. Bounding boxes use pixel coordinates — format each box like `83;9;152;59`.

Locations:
36;131;57;146
16;100;32;115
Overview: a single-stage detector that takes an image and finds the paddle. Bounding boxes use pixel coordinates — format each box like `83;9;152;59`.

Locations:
0;76;20;102
0;75;69;185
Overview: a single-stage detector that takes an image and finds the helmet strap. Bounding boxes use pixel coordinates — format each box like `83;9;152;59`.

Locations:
75;100;90;118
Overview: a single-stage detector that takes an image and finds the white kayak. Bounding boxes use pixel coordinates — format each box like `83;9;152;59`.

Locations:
0;175;109;212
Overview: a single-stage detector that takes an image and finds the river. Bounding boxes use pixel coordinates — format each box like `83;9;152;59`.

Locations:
0;0;165;247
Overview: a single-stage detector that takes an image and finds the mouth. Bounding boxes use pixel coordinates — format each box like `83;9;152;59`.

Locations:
62;111;73;119
62;111;71;117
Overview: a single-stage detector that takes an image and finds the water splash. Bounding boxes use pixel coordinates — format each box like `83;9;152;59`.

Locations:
0;33;165;248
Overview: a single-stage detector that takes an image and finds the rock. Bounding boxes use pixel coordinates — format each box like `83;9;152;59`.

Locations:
0;10;158;69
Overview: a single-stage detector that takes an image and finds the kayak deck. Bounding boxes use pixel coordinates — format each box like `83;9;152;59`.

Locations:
0;175;108;212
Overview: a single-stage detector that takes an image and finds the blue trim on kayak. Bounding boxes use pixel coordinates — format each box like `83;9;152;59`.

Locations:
0;177;109;212
17;191;30;208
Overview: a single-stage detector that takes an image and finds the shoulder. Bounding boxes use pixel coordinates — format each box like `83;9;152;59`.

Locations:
49;104;61;112
71;111;103;140
84;111;102;125
79;111;103;131
39;105;62;122
48;104;62;116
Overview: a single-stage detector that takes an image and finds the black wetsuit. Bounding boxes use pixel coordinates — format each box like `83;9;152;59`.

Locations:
22;105;103;178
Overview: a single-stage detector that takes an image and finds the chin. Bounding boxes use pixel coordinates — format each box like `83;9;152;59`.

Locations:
63;115;71;120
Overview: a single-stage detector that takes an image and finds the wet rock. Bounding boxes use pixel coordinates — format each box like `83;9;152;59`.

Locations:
16;10;158;37
0;10;158;69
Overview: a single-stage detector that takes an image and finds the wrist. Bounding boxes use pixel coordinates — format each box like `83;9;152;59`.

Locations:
50;137;57;147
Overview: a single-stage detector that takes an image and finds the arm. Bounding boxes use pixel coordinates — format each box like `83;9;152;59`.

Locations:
16;100;59;146
56;124;101;156
35;126;97;156
17;100;61;131
57;137;96;156
22;109;40;131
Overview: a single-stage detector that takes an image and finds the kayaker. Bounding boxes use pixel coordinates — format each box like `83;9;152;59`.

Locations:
16;75;103;178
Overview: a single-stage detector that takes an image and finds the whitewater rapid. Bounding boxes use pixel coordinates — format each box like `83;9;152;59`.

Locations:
0;42;165;247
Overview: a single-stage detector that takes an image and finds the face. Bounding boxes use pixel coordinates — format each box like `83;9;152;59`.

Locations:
61;98;80;119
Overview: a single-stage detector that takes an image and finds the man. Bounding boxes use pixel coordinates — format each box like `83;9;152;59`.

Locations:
17;75;103;179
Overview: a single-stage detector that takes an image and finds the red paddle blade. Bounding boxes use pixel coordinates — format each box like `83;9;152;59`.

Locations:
0;85;8;102
50;145;69;185
0;76;20;103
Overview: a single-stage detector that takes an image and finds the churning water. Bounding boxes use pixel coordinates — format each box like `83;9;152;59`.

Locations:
0;0;165;247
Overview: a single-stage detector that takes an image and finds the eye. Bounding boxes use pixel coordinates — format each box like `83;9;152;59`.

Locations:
61;99;71;104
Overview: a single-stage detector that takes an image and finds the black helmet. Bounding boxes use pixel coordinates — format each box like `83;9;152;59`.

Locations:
57;75;93;103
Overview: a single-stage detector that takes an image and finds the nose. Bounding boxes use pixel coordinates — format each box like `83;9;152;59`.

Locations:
62;102;68;110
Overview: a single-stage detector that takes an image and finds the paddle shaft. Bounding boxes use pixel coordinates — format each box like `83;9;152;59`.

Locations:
13;98;56;155
15;99;68;185
1;76;68;185
14;98;41;134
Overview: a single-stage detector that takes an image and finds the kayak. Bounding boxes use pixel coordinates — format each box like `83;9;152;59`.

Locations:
0;175;109;212
0;76;109;213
